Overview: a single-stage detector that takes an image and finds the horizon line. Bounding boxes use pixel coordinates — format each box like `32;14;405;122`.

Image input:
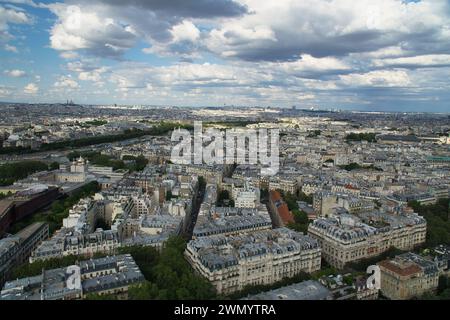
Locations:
0;101;449;115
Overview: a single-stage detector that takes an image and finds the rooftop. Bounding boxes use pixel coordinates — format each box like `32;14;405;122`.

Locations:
243;280;331;300
15;222;47;242
188;228;319;271
378;252;439;277
1;254;144;300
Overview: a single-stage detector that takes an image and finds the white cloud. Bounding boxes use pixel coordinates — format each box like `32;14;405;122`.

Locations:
4;69;26;77
0;1;39;7
0;85;14;97
373;54;450;68
66;59;109;82
109;62;264;90
339;70;411;87
171;20;200;43
78;67;108;82
361;46;405;59
4;43;17;52
59;51;79;59
142;20;203;59
275;54;350;77
105;61;329;106
205;0;450;61
23;82;38;94
47;3;138;57
0;5;31;41
54;75;79;89
2;0;450;111
44;0;247;59
0;5;30;26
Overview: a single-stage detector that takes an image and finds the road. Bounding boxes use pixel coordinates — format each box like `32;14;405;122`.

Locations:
181;181;206;241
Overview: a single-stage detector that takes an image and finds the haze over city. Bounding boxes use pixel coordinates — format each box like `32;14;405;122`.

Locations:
0;0;450;112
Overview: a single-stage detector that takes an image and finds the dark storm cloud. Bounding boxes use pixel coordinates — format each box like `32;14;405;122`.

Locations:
217;29;421;62
206;0;450;64
52;0;248;59
83;0;248;19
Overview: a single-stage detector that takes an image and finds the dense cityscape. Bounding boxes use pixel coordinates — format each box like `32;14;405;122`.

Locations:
0;103;449;301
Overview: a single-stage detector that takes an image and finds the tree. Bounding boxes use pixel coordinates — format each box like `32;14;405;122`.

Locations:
10;255;80;279
297;190;313;205
128;281;159;300
260;188;269;202
198;176;206;189
287;209;310;234
283;192;299;211
408;198;450;246
293;209;309;225
135;155;149;171
2;122;195;156
8;181;100;235
67;151;81;161
122;236;216;300
345;132;377;143
217;190;232;207
51;200;64;213
438;275;450;294
84;293;116;300
0;160;49;186
218;190;230;201
118;245;159;281
49;162;60;170
122;155;148;172
307;130;321;138
343;274;353;286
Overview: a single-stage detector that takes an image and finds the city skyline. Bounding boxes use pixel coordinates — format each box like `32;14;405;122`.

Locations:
1;0;450;112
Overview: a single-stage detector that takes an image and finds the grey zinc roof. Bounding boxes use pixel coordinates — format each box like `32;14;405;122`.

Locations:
1;254;144;300
311;211;426;242
243;280;331;300
0;237;20;259
397;252;439;276
188;228;319;271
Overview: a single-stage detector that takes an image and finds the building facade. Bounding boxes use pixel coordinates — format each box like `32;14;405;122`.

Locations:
308;213;427;269
1;254;145;300
378;252;440;300
185;228;321;295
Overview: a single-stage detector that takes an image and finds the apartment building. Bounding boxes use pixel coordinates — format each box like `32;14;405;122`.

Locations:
268;176;298;194
313;192;374;217
308;213;427;269
120;214;183;250
232;182;260;209
0;222;49;287
1;254;144;300
301;181;322;196
193;206;272;239
185;228;321;295
378;252;440;300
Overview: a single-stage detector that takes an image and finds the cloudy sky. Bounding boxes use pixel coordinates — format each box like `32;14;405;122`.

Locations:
0;0;449;112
